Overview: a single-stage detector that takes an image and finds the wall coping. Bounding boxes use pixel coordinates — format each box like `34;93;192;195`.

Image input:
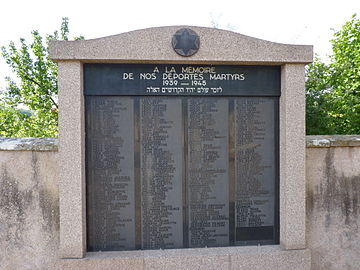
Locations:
0;137;58;151
0;135;359;151
306;135;360;148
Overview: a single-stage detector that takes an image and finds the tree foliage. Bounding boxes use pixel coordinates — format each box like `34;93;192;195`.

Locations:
306;14;360;135
0;18;83;137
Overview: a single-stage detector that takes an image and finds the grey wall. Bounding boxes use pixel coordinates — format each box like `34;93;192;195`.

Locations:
306;136;360;270
0;138;59;270
0;136;359;270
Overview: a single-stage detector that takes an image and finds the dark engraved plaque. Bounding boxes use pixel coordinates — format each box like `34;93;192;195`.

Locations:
187;98;229;247
86;96;135;251
234;97;278;244
84;63;280;251
140;97;183;249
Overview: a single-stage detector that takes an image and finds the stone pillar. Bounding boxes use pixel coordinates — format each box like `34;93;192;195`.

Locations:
58;61;86;258
280;64;306;249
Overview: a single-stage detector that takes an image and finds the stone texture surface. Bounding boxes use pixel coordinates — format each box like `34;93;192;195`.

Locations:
143;248;230;270
58;61;86;258
0;150;59;270
306;146;360;270
55;251;145;270
280;64;306;249
230;246;311;270
55;246;310;270
49;26;313;64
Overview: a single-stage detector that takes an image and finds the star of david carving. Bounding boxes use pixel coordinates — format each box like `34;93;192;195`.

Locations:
172;28;200;57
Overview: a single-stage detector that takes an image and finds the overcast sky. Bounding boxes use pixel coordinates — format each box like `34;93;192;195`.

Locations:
0;0;359;88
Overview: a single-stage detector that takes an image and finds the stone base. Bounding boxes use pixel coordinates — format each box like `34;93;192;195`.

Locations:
56;246;311;270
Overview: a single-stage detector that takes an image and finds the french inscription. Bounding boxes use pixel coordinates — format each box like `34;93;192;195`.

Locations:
140;97;183;249
84;64;280;96
86;97;135;251
188;98;229;247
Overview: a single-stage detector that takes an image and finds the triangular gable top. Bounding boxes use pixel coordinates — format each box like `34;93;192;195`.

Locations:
49;26;313;64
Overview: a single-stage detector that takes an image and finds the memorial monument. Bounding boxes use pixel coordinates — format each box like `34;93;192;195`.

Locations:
50;26;312;269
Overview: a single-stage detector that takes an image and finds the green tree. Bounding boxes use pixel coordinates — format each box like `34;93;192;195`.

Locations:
306;14;360;135
0;17;83;137
306;56;335;134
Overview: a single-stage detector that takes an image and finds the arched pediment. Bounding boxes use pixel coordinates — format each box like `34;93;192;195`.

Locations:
50;26;312;64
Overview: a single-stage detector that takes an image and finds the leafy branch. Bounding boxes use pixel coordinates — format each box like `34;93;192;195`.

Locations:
0;17;83;137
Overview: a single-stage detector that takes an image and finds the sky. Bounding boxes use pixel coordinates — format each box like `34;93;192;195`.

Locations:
0;0;359;89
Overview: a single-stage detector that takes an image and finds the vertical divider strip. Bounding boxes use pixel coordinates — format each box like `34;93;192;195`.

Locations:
274;97;280;244
84;96;91;251
182;97;189;248
228;98;236;245
134;97;142;249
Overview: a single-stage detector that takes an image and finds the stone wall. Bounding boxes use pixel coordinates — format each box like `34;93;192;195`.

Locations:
306;136;360;270
0;136;359;270
0;138;59;270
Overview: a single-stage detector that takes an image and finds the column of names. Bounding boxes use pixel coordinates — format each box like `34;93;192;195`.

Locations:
86;97;135;251
140;97;183;249
187;98;229;247
234;97;276;243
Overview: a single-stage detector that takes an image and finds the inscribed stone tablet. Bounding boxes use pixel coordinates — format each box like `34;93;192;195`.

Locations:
86;97;135;251
187;98;229;247
234;97;277;243
140;97;184;249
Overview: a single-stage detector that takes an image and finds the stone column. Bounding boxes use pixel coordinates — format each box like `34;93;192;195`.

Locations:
58;61;86;258
280;64;306;249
